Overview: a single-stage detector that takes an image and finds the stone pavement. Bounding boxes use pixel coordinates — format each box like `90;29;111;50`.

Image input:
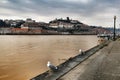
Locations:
59;40;120;80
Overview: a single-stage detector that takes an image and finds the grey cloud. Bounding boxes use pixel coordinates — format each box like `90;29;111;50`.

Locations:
0;0;120;26
1;0;118;16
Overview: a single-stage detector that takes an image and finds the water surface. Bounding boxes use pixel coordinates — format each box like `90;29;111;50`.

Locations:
0;35;99;80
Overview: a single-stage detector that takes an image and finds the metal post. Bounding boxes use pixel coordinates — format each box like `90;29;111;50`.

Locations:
113;16;116;41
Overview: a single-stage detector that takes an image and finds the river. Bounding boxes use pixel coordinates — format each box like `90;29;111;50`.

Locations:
0;35;99;80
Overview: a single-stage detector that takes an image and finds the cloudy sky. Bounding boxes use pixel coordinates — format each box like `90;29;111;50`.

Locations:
0;0;120;27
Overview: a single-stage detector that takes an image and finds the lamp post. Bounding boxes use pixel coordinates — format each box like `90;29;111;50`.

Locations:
113;16;116;41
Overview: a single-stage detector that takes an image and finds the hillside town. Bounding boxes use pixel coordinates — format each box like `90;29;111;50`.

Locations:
0;17;111;35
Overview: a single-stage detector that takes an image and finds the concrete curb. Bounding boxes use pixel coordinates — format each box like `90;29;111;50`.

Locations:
31;41;110;80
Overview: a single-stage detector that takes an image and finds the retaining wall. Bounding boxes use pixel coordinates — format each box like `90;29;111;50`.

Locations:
31;41;110;80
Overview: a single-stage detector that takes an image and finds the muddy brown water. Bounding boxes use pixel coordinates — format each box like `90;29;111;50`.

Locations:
0;35;99;80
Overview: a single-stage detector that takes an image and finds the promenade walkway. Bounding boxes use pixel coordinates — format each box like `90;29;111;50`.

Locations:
59;40;120;80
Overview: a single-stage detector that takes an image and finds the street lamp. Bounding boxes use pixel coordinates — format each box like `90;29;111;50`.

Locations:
113;16;116;41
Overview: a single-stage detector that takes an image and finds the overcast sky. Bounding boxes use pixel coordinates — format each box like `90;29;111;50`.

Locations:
0;0;120;27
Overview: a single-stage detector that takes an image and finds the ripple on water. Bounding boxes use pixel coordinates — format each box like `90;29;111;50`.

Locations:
0;75;9;79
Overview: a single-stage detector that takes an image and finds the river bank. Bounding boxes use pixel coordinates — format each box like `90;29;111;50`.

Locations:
0;32;97;35
59;40;120;80
31;40;110;80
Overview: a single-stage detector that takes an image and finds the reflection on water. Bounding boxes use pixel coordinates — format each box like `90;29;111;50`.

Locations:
0;35;98;80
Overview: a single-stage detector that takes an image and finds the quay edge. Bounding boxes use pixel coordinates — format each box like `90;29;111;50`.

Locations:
30;41;110;80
